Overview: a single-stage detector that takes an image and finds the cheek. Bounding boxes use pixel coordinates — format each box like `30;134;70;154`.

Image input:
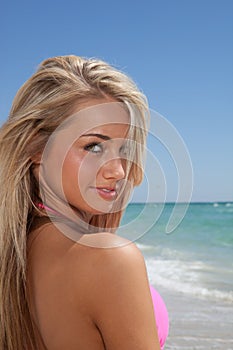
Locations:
61;152;81;195
62;152;101;193
77;156;100;187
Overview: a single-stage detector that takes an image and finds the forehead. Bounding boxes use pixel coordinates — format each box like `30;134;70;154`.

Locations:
65;101;130;137
47;102;131;157
85;122;129;140
43;102;131;160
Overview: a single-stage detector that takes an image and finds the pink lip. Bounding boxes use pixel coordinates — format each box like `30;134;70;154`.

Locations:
95;187;117;201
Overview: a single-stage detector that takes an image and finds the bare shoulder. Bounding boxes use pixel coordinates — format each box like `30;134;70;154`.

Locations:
70;234;160;349
28;223;144;285
86;234;146;276
28;222;145;281
28;226;160;349
68;232;147;282
62;231;150;312
78;233;149;294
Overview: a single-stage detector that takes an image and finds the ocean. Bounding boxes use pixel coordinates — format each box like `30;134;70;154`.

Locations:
121;202;233;350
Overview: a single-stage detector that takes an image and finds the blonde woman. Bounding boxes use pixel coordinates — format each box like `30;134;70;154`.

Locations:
0;56;168;349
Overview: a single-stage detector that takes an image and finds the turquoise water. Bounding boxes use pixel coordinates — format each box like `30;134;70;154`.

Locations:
121;202;233;303
121;202;233;348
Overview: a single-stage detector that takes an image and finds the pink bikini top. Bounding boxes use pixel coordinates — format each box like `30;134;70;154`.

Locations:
150;286;169;350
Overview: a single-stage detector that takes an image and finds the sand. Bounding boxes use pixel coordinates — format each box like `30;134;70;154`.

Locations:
158;287;233;350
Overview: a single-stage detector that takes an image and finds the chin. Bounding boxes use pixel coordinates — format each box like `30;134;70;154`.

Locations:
88;202;115;215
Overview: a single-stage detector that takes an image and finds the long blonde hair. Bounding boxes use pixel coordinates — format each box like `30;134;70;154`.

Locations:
0;55;148;349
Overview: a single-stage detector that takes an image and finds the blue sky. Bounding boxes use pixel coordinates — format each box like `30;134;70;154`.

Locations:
0;0;232;202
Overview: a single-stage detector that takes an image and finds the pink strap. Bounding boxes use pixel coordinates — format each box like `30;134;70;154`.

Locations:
37;203;59;215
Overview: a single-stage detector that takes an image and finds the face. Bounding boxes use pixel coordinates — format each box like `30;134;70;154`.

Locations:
39;99;131;216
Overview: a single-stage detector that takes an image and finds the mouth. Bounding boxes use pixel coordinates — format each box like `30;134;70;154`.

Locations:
95;187;117;201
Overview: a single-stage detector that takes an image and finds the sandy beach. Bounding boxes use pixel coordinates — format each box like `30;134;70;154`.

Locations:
157;286;233;349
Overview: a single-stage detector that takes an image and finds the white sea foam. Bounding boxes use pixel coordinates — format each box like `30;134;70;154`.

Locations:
136;243;189;260
136;243;154;251
145;257;233;303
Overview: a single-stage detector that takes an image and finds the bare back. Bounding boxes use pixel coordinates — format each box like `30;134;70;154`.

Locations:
27;219;160;350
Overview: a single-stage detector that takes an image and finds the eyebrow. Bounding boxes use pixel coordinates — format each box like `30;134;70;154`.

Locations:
80;133;111;140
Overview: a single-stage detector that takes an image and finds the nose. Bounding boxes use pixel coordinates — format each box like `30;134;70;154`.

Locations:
102;157;125;180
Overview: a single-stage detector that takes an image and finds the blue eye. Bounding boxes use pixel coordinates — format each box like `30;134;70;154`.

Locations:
120;144;129;157
84;142;103;154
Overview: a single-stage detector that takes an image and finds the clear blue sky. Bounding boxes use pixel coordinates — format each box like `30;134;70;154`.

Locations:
0;0;232;202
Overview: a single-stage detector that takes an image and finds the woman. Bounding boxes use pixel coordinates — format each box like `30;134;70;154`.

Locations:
0;55;168;349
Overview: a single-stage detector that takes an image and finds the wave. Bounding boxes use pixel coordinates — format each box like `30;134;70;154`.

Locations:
136;242;192;261
145;258;233;303
136;243;154;251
